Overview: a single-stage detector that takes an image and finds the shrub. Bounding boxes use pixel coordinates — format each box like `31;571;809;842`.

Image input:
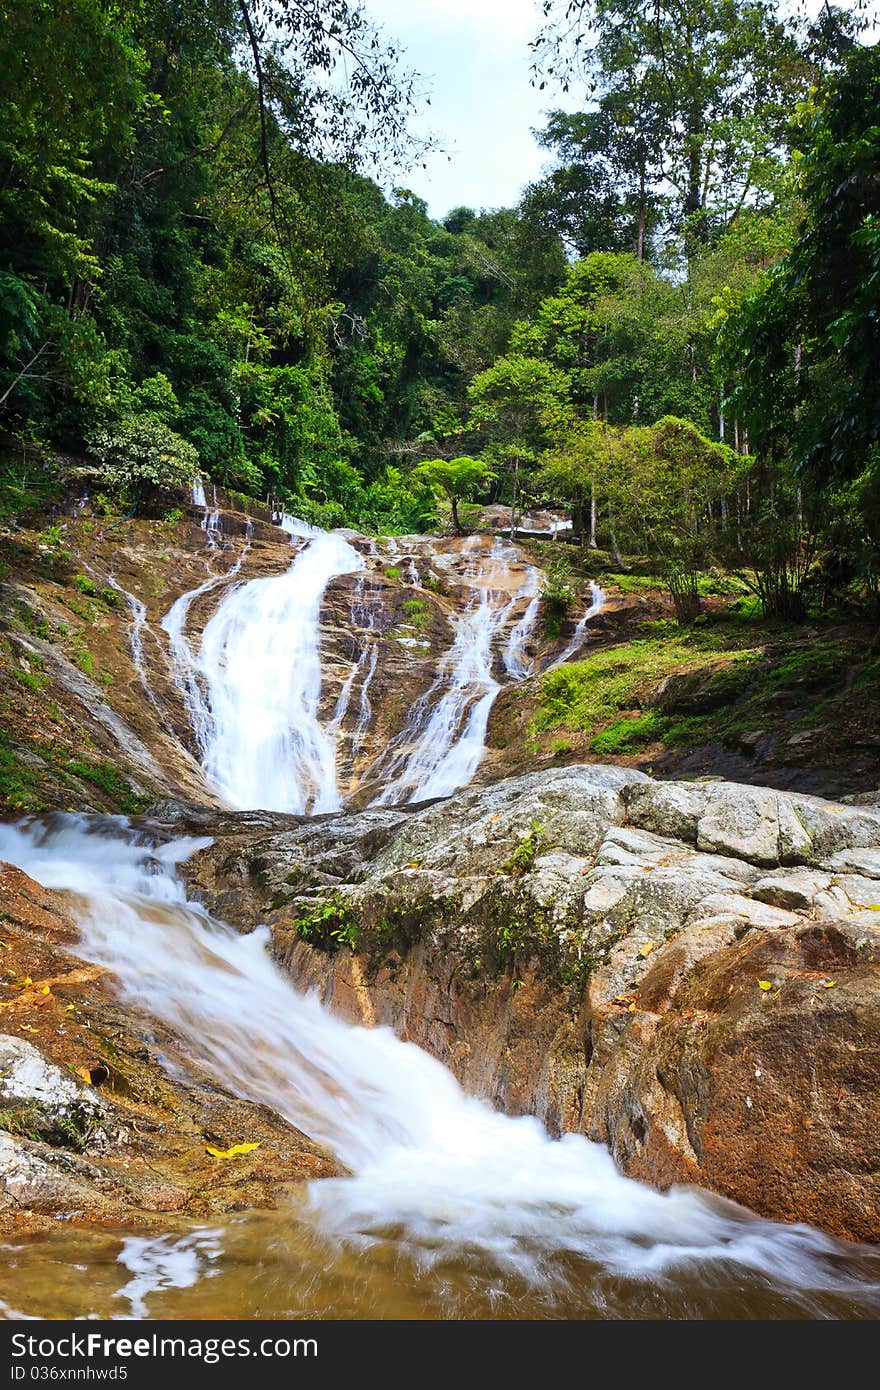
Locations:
541;551;576;638
89;413;198;503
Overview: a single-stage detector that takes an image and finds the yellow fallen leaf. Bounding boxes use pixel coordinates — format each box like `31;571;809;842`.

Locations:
75;1067;92;1085
205;1142;262;1159
639;941;654;958
820;979;836;988
757;979;773;991
40;985;50;995
869;905;880;911
64;1004;76;1012
401;861;422;870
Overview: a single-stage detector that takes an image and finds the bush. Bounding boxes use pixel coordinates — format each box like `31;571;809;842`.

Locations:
89;413;198;501
541;550;576;638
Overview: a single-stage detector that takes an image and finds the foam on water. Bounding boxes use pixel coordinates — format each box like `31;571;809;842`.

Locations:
1;815;876;1314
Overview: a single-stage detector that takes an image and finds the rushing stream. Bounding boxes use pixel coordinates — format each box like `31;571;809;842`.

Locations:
0;816;878;1320
160;520;563;812
3;512;878;1319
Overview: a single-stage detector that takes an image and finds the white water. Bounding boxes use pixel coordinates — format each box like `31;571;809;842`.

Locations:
159;517;603;811
160;552;249;758
502;567;542;681
331;578;380;759
188;519;363;813
554;580;606;665
105;576;163;716
191;478;207;509
369;542;510;804
0;815;876;1313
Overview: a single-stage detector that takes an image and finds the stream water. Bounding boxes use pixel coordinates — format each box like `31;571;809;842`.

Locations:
161;522;557;811
1;816;878;1321
3;514;878;1320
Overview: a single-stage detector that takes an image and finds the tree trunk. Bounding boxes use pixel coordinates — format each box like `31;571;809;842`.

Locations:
636;156;646;261
589;481;597;549
609;507;631;571
452;495;461;533
510;458;519;537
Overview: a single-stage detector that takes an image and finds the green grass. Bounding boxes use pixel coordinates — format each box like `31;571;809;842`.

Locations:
63;759;151;814
401;597;431;633
72;645;97;678
590;711;666;754
499;820;545;877
531;619;874;759
0;734;46;811
11;666;49;694
607;571;750;598
533;631;760;735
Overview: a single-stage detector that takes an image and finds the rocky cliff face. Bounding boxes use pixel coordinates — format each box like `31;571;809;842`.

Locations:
0;500;577;816
181;765;880;1242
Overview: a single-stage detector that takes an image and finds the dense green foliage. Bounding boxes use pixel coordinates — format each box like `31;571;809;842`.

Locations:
1;0;877;617
0;0;564;527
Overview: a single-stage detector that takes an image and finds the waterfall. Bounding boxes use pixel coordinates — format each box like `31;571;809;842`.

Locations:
1;814;876;1318
191;477;207;509
502;566;542;681
187;520;363;813
161;512;606;813
105;575;163;716
367;541;520;805
554;580;606;665
371;584;503;805
160;551;249;757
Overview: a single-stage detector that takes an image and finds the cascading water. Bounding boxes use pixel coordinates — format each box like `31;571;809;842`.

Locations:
330;578;380;762
163;520;564;812
502;566;542;681
160;551;249;755
367;540;532;805
105;575;163;716
553;580;606;665
183;519;363;813
1;814;878;1321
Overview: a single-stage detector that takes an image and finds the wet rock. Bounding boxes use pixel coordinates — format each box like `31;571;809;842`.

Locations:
0;863;337;1236
185;764;880;1240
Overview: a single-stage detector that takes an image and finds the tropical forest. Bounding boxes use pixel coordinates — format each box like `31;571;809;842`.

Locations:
1;0;880;1328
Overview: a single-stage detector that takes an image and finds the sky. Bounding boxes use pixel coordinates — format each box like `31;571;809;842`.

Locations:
363;0;879;223
364;0;578;220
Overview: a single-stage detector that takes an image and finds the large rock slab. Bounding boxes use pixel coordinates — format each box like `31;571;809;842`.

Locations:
182;763;880;1241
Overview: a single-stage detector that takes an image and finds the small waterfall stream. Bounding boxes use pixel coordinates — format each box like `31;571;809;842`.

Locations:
160;520;560;811
1;816;877;1320
186;520;364;814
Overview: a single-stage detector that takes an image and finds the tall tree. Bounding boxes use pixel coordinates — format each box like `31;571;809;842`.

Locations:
469;355;563;531
531;0;859;254
522;95;664;259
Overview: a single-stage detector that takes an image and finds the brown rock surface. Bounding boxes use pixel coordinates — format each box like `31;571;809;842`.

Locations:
181;765;880;1241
